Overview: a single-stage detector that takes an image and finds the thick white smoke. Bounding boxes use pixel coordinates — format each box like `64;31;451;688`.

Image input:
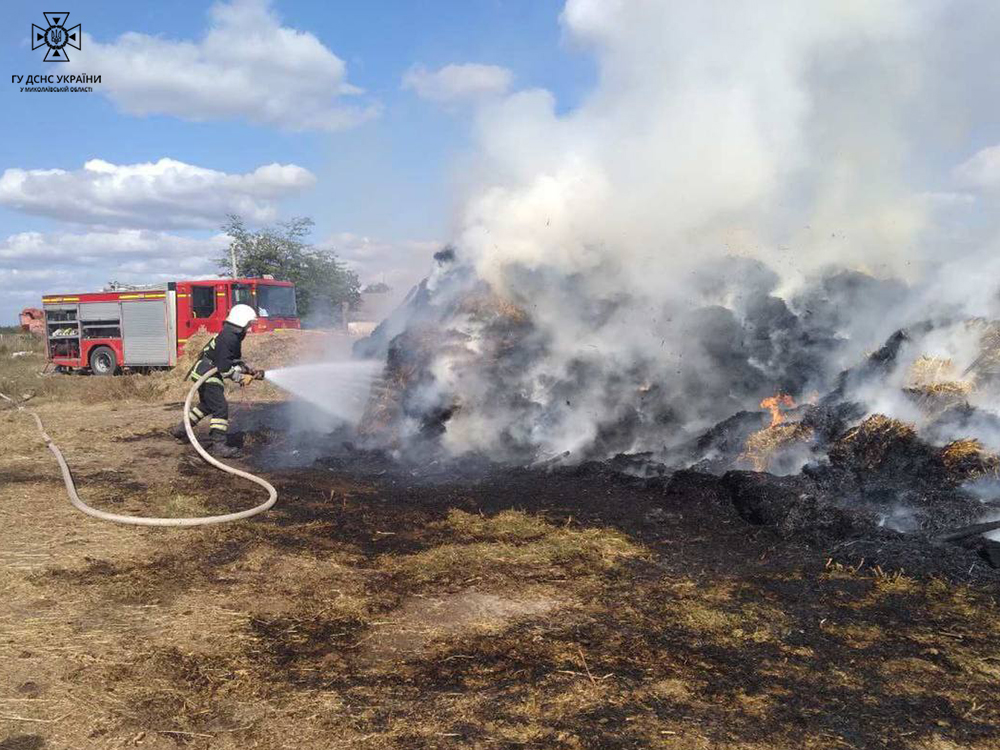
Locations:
460;1;926;284
398;1;1000;462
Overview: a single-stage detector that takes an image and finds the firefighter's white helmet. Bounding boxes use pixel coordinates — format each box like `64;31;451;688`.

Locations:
226;303;257;329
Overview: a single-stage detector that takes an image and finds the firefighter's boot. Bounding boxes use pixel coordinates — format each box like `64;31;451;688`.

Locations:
208;432;240;459
170;422;189;442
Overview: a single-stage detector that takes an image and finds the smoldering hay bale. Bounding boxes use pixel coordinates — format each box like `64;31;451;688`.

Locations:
740;421;815;472
961;320;1000;382
828;415;931;475
939;438;1000;482
904;381;973;413
357;284;533;451
907;356;961;388
357;323;459;444
454;288;530;325
902;356;972;416
826;414;998;486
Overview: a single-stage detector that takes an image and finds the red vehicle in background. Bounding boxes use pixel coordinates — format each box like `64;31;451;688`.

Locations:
42;277;300;374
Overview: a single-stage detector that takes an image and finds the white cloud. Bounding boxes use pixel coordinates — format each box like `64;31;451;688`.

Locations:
0;229;225;321
0;229;224;268
64;0;379;131
402;63;512;103
320;232;439;292
0;158;315;229
954;145;1000;190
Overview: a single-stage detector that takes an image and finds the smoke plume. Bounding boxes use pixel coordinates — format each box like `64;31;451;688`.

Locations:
372;1;1000;465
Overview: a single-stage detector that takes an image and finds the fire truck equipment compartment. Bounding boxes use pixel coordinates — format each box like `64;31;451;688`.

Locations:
121;300;171;366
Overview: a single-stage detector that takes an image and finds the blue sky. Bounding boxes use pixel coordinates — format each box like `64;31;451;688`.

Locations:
0;1;595;322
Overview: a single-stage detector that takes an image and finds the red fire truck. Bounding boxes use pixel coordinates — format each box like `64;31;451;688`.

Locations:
42;278;300;374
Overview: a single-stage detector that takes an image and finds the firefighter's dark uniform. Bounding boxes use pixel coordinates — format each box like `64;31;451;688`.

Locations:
185;322;249;442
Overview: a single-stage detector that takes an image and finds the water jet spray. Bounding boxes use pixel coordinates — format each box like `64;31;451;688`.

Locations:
263;360;384;424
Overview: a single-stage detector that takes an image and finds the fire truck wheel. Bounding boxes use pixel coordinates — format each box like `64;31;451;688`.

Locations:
89;346;118;376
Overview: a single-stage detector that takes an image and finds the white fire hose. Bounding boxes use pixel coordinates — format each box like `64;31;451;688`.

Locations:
0;367;277;527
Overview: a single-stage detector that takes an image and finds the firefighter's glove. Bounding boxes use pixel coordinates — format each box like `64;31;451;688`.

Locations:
239;373;255;387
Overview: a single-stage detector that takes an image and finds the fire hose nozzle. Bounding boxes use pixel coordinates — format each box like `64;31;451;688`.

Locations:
254;369;266;380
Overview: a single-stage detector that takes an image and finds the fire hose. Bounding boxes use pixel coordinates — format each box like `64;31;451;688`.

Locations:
0;367;277;527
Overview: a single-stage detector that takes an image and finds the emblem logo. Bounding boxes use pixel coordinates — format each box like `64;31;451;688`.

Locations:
32;13;81;62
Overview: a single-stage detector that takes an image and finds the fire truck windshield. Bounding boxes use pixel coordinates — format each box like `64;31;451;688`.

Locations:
232;284;253;307
256;284;297;318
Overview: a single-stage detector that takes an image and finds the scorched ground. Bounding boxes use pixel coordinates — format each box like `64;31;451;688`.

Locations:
2;334;1000;749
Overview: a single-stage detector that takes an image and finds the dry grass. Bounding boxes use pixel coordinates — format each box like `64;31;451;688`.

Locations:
0;350;178;405
655;578;790;646
381;522;646;586
821;622;884;649
176;328;214;372
869;567;921;596
160;492;211;518
436;508;553;542
0;333;43;357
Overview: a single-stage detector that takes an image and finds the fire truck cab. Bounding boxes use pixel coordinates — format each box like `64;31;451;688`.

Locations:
43;278;300;374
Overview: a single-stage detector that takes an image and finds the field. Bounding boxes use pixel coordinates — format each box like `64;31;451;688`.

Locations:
2;336;1000;750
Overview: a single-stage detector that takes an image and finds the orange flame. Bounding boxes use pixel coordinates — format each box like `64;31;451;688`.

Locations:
760;393;796;427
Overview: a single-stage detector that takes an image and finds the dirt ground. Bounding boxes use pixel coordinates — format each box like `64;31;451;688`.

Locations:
3;343;1000;749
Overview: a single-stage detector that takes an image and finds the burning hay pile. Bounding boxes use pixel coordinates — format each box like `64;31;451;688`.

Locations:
356;262;1000;478
335;1;1000;564
345;259;1000;568
310;0;1000;576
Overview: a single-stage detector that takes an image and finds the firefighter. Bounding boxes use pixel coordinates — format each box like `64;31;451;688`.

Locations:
170;303;262;458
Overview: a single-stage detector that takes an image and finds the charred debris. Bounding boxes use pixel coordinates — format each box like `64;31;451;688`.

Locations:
345;254;1000;577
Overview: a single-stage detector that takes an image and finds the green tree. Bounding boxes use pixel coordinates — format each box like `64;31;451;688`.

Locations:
218;215;361;325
